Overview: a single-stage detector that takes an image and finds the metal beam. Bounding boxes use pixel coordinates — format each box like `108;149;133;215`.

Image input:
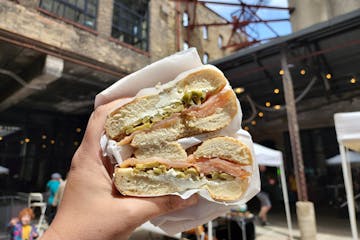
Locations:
0;55;63;112
281;48;308;201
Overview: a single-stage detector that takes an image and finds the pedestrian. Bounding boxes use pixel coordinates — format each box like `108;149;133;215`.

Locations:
256;165;275;226
45;172;62;224
52;177;66;207
39;99;198;240
10;208;38;240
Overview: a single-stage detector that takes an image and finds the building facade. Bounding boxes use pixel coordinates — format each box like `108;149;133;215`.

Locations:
288;0;360;32
0;0;238;193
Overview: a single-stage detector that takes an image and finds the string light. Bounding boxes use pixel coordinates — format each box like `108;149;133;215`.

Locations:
244;126;249;131
326;73;332;79
0;136;2;141
234;87;245;94
273;88;280;94
76;128;82;133
258;112;264;118
42;135;47;140
300;69;306;75
20;140;24;144
350;77;356;84
274;105;281;110
24;138;30;143
42;144;47;149
251;120;256;126
74;141;79;146
279;69;284;75
265;101;271;107
50;140;55;144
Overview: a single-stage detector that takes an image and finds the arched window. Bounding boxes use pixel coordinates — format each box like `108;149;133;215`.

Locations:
183;41;189;50
218;35;223;48
203;26;208;39
203;53;209;64
183;11;189;27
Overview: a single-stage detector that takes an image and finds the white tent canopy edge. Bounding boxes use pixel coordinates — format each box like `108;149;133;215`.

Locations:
253;143;293;240
334;112;360;240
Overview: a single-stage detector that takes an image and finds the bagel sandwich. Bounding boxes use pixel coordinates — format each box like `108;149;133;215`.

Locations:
105;65;253;201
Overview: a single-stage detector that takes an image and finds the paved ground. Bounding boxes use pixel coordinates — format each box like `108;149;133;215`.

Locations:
255;206;359;240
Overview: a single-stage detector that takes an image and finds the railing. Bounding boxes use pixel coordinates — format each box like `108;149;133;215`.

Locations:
111;1;149;51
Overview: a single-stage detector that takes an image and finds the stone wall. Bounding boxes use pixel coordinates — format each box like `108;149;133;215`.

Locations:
0;1;150;74
1;0;239;72
148;0;177;61
289;0;360;32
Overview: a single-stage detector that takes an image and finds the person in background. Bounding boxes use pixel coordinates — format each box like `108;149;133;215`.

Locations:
288;173;297;203
45;173;62;224
52;176;67;207
11;208;38;240
256;165;275;226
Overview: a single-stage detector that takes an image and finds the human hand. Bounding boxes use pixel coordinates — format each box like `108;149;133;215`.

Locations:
9;217;18;226
40;99;198;240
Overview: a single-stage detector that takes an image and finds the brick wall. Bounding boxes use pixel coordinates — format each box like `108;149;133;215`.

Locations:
0;0;150;74
2;0;240;71
97;0;113;37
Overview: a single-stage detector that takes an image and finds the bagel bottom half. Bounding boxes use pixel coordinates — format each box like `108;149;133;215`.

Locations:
113;137;252;202
113;167;249;201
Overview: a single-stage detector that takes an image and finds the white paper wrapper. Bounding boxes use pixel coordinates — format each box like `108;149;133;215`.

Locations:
95;48;260;235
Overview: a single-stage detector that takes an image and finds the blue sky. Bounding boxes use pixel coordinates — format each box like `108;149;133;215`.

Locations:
205;0;292;41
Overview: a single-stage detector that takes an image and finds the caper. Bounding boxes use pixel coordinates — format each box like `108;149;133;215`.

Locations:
219;173;235;180
185;167;199;176
211;172;219;180
158;165;167;171
176;172;186;178
135;163;145;170
153;168;162;175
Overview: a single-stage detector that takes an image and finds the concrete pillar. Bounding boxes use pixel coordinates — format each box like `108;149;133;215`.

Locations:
97;0;113;37
296;201;317;240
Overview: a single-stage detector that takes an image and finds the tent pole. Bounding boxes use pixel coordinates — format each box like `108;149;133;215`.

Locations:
279;163;293;240
339;144;358;240
208;221;213;240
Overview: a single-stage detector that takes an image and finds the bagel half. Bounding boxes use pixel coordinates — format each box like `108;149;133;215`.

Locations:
114;137;252;201
105;65;235;143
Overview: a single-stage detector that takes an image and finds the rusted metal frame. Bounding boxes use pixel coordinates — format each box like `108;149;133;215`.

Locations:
171;0;295;11
190;18;289;27
224;40;260;50
281;47;308;201
244;6;280;37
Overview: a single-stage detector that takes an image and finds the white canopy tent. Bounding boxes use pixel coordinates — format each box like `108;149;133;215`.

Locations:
326;151;360;165
253;143;293;240
334;112;360;240
0;165;9;175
